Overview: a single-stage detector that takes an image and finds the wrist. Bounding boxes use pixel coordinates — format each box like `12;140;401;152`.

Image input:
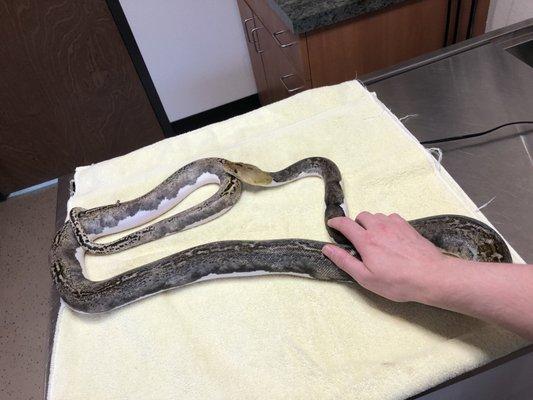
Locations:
413;255;467;307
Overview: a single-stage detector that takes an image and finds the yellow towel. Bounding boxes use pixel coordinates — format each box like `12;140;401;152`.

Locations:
48;81;528;400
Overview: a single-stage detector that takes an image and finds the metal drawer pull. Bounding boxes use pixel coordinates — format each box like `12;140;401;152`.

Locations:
250;27;264;54
273;30;297;48
280;73;305;93
243;17;254;43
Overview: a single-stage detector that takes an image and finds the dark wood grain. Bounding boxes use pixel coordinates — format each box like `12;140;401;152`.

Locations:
445;0;490;45
455;0;473;41
306;0;450;87
0;0;164;194
454;0;490;40
445;0;460;45
471;0;490;37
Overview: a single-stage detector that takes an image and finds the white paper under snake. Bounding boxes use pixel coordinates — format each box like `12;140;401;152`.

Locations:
50;157;511;313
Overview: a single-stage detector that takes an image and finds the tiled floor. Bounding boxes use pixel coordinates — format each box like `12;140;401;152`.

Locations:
0;186;58;400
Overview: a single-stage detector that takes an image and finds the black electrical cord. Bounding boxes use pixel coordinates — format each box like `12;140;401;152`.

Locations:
420;121;533;145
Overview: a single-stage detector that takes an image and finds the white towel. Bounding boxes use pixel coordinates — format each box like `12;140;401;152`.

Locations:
48;81;528;400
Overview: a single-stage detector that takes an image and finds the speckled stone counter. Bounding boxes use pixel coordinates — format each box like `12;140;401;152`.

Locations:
267;0;409;33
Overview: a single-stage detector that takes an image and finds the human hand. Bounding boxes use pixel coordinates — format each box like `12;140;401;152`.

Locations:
323;212;533;340
322;212;449;303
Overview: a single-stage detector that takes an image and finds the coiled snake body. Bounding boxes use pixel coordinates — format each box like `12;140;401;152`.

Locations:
50;157;511;313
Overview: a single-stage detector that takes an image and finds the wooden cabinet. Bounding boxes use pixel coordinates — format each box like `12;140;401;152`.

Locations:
237;0;310;103
258;18;310;103
0;0;166;195
306;0;450;87
237;0;490;105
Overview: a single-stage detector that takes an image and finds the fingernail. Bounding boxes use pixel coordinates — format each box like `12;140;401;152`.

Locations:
322;244;334;256
327;218;336;227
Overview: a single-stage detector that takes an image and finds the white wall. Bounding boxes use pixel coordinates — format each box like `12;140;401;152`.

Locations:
120;0;257;122
486;0;533;31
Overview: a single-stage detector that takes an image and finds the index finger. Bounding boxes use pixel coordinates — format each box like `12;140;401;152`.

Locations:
327;217;366;247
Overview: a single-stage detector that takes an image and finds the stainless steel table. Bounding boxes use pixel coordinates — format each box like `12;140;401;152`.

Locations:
48;19;533;400
361;18;533;400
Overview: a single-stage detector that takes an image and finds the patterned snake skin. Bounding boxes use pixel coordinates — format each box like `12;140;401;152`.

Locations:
50;157;512;313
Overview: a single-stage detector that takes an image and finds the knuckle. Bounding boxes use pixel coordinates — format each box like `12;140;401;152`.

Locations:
337;252;351;265
364;231;380;244
329;248;350;266
356;211;371;220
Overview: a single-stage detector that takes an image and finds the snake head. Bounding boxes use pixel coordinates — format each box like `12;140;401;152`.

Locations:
222;160;273;186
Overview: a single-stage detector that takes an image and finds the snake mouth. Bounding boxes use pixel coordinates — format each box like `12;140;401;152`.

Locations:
222;160;273;186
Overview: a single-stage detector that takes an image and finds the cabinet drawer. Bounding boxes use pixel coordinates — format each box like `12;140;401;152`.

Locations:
255;15;310;103
245;0;310;81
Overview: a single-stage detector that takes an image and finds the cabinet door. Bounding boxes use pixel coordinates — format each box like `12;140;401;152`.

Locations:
254;16;309;103
307;0;450;87
245;0;310;81
0;0;165;194
236;0;270;104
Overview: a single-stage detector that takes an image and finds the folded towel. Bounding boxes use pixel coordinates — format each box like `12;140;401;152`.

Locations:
48;81;528;400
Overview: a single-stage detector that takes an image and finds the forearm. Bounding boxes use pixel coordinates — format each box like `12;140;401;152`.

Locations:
325;214;533;340
418;258;533;340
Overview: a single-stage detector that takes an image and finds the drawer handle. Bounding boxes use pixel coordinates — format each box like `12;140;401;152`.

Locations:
243;17;254;43
250;27;264;54
273;30;297;48
280;74;305;93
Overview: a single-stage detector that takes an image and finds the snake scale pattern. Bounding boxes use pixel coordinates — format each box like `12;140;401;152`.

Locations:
50;157;512;313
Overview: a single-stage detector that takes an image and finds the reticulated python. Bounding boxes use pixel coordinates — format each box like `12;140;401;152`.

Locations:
50;157;511;313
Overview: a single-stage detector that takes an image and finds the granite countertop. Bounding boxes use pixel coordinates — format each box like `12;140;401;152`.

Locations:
267;0;408;34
